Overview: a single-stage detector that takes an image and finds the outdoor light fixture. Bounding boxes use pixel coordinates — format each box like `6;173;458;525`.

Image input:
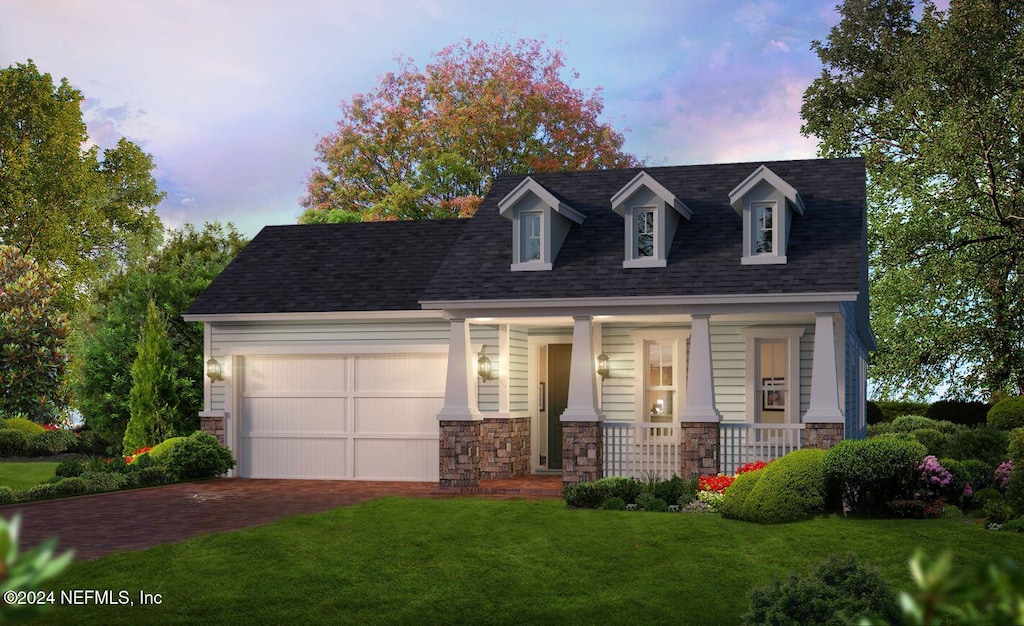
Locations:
477;353;494;382
206;357;224;382
597;353;610;379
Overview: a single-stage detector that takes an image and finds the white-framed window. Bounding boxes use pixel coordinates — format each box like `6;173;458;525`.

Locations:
522;212;542;262
753;202;774;255
740;327;805;424
635;208;655;258
630;329;690;425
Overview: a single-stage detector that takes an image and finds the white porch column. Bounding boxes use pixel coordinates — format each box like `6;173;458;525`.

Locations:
560;316;604;422
679;314;721;422
803;312;844;423
437;317;481;421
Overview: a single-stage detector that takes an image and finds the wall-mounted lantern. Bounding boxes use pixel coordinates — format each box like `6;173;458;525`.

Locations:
597;353;610;380
477;353;494;382
206;357;224;382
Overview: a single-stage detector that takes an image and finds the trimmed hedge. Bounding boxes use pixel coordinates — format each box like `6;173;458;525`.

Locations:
1009;428;1024;467
564;476;643;508
873;401;930;422
0;429;29;456
927;400;991;426
719;468;765;520
149;436;187;463
823;437;927;515
989;397;1024;431
2;417;46;436
739;449;828;524
947;428;1008;467
0;486;14;505
28;429;78;456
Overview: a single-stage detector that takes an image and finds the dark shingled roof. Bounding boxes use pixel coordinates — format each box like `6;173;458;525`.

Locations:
421;157;866;302
186;157;865;315
185;220;469;315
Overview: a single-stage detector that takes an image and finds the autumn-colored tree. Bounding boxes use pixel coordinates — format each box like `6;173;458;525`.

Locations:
0;60;164;315
801;0;1024;399
302;38;639;221
0;245;70;423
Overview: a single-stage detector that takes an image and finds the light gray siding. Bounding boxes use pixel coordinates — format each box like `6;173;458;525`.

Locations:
509;327;529;413
472;325;499;412
711;325;746;422
600;324;636;422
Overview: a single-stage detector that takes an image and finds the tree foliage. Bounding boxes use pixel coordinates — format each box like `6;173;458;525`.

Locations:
72;222;248;448
123;300;175;453
0;60;164;315
303;38;639;221
0;245;70;423
801;0;1024;399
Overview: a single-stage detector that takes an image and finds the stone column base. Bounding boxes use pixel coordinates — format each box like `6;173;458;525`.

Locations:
200;415;226;446
562;421;603;486
680;422;719;478
803;422;844;450
480;417;531;479
439;421;482;488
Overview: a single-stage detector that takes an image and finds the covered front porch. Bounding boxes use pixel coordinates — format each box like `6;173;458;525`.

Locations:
431;300;858;488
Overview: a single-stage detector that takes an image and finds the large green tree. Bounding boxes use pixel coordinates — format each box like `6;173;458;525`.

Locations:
0;60;164;314
302;37;639;222
0;245;69;423
123;300;176;453
801;0;1024;399
72;222;248;448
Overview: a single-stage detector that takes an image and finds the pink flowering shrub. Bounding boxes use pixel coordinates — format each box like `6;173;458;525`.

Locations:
916;455;952;501
995;461;1015;491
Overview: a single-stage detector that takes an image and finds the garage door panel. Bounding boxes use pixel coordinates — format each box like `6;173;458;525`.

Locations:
354;354;446;393
243;356;347;394
354;438;438;481
242;398;347;435
354;397;443;435
242;437;348;479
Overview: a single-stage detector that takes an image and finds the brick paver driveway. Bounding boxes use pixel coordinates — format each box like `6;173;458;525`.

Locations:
4;479;440;560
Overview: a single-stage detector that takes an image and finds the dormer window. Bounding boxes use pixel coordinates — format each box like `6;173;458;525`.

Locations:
499;176;585;271
611;172;691;268
729;165;804;265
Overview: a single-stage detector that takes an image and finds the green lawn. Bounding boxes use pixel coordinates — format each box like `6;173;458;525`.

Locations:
35;497;1024;624
0;462;59;490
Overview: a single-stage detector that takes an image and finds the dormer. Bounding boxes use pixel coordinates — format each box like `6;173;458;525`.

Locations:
610;171;692;268
499;176;584;271
729;165;805;265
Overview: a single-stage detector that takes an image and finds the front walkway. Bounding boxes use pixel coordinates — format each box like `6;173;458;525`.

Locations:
5;476;561;561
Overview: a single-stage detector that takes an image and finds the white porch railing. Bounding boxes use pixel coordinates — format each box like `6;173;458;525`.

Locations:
719;423;804;475
603;422;679;479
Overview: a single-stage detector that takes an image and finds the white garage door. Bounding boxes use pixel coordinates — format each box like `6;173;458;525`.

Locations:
238;354;445;481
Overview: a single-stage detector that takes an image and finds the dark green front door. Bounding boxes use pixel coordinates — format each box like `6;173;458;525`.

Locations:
547;344;572;470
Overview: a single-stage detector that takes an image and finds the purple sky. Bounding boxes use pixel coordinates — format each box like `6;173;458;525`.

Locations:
1;1;846;238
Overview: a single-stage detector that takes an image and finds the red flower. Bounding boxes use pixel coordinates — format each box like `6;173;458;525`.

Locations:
125;445;154;464
698;474;735;493
736;460;771;475
41;424;60;431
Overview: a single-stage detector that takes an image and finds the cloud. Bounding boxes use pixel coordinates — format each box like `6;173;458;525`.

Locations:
765;39;790;52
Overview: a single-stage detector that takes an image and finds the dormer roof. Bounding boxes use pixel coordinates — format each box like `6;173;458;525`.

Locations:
610;171;692;219
498;176;585;224
728;164;805;216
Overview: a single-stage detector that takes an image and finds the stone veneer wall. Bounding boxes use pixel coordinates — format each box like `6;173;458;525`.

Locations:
200;415;226;446
562;422;602;486
803;422;845;450
680;422;719;478
480;417;531;479
439;421;482;488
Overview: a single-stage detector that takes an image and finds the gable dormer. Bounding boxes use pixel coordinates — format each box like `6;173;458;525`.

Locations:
499;176;584;271
728;165;805;265
610;171;692;268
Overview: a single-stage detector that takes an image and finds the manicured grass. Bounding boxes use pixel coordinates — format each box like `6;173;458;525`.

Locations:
0;462;59;490
37;498;1024;624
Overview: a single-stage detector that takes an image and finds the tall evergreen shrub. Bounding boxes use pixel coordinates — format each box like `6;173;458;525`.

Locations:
122;301;178;453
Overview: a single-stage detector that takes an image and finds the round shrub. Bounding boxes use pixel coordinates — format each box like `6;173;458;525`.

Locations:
601;496;626;510
0;429;29;456
988;397;1024;431
563;481;605;509
130;465;169;488
644;497;668;512
55;459;86;478
163;432;235;481
1008;428;1024;468
961;459;996;491
719;468;765;520
0;486;14;505
148;436;187;463
53;477;89;498
823;437;927;515
2;417;46;436
80;471;128;493
595;476;642;504
947;428;1008;466
911;428;951;458
867;422;894;437
890;414;941;433
1001;516;1024;532
742;553;900;626
73;430;110;455
28;429;78;456
25;483;58;501
741;449;828;524
941;504;964;518
654;475;694;505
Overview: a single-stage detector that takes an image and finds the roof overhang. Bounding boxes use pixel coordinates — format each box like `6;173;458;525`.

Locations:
610;171;692;219
728;164;805;216
498;176;585;224
182;309;444;323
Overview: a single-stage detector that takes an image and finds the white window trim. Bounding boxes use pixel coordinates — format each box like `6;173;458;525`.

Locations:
624;205;666;268
739;326;805;424
629;329;690;422
742;200;786;265
511;210;553;271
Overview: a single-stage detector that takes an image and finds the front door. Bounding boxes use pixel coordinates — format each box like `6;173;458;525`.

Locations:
547;344;572;470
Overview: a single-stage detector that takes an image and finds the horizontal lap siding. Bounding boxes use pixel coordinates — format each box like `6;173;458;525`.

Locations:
509;328;528;413
601;324;636;422
711;325;746;422
800;327;815;417
472;325;499;412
